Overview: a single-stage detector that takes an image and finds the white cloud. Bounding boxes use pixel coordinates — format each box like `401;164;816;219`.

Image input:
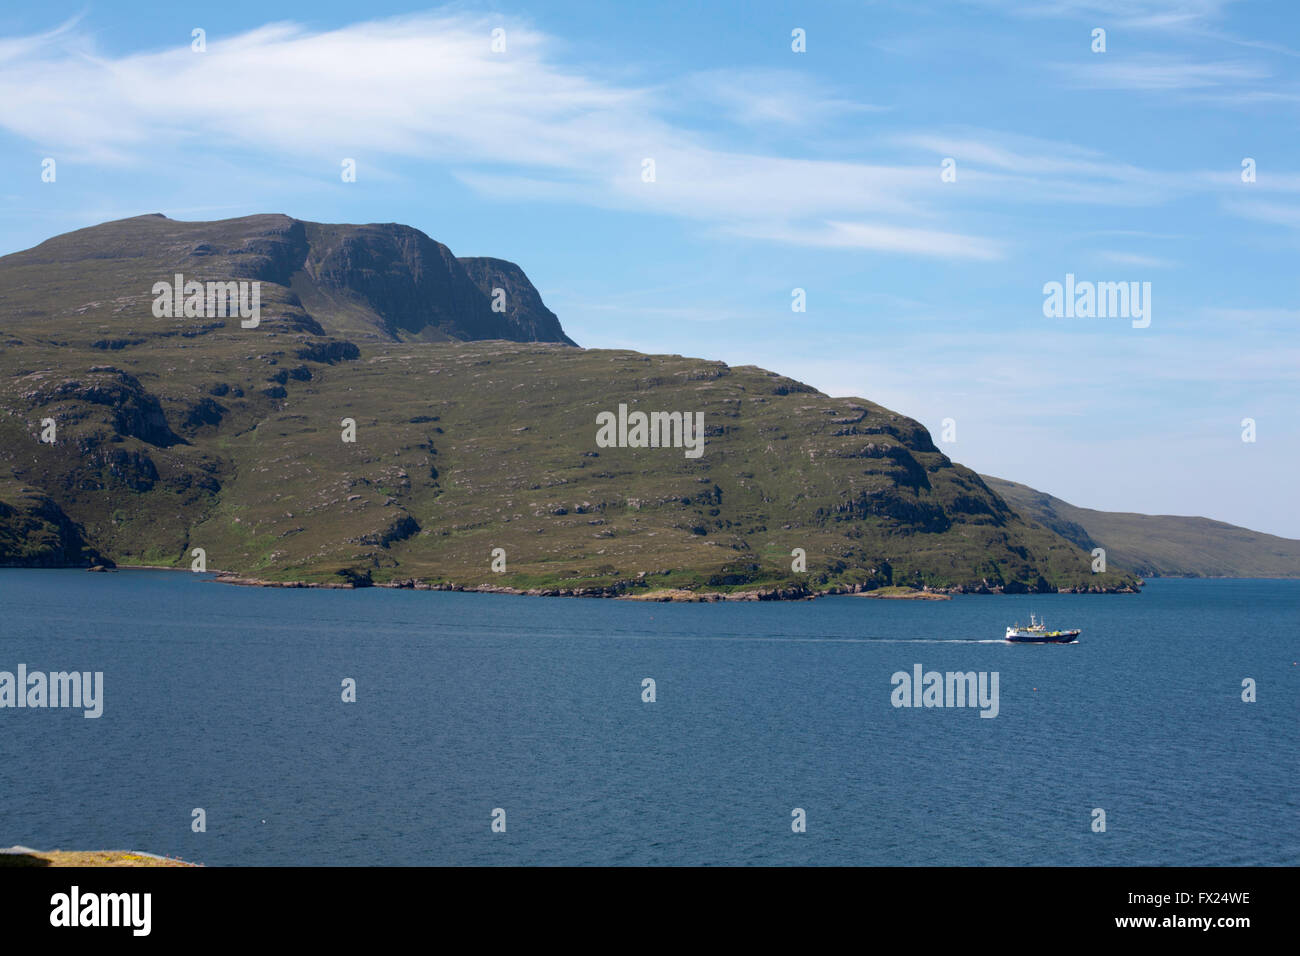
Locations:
1097;250;1177;268
678;69;887;128
0;13;991;261
1223;199;1300;228
726;220;1005;260
1063;55;1268;91
0;10;1289;267
965;0;1239;29
1201;307;1300;323
895;130;1181;205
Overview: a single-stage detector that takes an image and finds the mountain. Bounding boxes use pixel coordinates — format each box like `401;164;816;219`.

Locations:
0;214;1138;595
0;213;575;346
983;475;1300;578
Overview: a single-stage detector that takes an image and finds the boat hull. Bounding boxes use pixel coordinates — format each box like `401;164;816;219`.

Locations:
1006;630;1080;644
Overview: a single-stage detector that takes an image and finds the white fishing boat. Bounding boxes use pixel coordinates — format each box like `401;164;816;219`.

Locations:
1005;613;1080;643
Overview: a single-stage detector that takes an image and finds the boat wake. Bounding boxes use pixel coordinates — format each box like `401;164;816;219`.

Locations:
872;638;1007;644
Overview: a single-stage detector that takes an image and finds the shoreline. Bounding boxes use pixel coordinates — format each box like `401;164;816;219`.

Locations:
211;573;1143;601
0;846;198;867
7;563;1148;600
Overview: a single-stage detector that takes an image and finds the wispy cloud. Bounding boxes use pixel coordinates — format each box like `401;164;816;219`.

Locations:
677;69;887;129
2;11;1287;266
0;12;82;62
896;130;1180;205
1097;250;1177;268
0;13;990;261
1202;307;1300;323
1063;55;1267;90
726;220;1005;260
967;0;1300;59
964;0;1239;30
1223;199;1300;228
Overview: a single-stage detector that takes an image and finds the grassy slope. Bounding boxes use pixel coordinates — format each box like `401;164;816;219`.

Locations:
983;475;1300;578
0;335;1137;593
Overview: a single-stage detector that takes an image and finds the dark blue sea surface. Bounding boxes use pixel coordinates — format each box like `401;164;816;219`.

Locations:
0;570;1295;865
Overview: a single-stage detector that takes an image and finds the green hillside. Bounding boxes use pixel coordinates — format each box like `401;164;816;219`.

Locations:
983;475;1300;578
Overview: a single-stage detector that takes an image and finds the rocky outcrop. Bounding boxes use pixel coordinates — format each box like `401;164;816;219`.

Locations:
458;256;577;346
297;221;517;341
0;490;108;567
26;367;183;448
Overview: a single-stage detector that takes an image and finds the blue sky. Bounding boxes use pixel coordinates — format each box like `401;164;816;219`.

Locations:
2;1;1298;536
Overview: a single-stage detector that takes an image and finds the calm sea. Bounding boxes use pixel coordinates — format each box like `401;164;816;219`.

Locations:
0;570;1295;866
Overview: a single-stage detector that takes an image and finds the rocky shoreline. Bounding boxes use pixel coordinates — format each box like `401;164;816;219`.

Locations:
209;573;1144;601
0;845;198;867
9;562;1146;600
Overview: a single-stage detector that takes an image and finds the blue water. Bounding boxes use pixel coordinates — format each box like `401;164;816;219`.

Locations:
0;570;1295;866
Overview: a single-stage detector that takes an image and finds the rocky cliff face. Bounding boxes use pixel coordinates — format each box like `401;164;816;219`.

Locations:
458;256;576;346
296;221;515;342
0;488;107;568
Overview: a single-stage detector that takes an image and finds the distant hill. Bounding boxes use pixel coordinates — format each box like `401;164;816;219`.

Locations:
0;214;1139;595
983;475;1300;578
